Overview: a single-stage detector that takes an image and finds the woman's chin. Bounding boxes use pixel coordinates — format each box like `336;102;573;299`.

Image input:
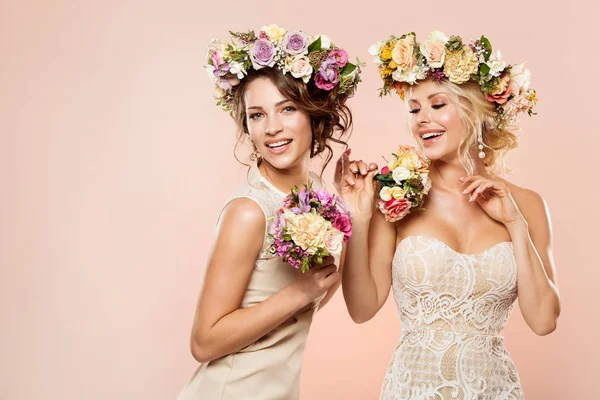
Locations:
423;150;443;161
262;155;299;171
423;147;458;162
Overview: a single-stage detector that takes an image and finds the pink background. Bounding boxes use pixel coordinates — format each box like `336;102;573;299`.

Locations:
1;0;598;398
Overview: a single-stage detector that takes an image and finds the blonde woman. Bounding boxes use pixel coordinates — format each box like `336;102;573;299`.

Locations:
336;32;560;399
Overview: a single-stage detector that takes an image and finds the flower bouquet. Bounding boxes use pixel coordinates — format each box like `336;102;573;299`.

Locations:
268;186;352;272
374;145;432;222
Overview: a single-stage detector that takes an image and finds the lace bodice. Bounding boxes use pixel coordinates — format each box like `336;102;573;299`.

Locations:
380;235;524;400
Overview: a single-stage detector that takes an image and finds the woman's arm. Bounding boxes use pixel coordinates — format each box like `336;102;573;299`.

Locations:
463;176;561;336
342;208;397;323
317;245;345;310
334;153;398;323
190;198;340;363
508;189;560;335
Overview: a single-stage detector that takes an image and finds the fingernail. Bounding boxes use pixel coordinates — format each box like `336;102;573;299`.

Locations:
458;177;464;181
462;190;467;194
469;196;474;202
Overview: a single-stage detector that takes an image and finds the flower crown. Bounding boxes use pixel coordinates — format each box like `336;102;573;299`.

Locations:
369;31;538;128
206;24;364;112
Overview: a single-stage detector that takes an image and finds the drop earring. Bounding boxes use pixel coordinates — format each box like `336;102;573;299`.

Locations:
312;141;320;155
477;130;485;159
250;140;261;162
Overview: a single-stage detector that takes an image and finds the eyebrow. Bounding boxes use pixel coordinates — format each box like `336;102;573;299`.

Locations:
247;99;291;110
408;92;448;103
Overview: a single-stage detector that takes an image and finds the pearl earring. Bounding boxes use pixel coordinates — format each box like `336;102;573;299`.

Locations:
478;130;485;159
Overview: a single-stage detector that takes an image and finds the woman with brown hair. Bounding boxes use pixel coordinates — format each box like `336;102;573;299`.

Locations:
177;25;362;400
337;31;560;399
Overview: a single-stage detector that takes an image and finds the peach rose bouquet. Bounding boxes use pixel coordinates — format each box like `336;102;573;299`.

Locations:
268;185;352;272
374;145;432;222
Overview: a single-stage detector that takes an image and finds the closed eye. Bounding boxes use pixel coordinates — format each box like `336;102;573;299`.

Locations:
409;108;420;114
432;103;446;110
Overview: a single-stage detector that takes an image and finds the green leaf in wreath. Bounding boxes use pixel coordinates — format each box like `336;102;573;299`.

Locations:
480;35;492;61
308;37;322;53
340;63;356;76
479;63;490;76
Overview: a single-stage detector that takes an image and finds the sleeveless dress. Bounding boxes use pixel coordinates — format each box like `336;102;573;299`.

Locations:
380;236;524;400
178;164;324;400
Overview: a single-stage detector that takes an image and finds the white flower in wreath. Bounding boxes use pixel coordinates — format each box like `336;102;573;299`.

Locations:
508;62;531;94
229;61;246;79
486;50;507;77
316;34;331;50
368;41;384;65
392;64;427;84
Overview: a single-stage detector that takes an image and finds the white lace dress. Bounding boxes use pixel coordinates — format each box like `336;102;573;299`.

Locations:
380;236;524;400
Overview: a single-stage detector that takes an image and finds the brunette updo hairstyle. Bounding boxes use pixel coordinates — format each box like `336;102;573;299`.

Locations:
230;67;353;174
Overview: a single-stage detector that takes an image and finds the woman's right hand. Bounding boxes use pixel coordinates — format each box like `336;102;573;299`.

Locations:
289;256;340;305
334;148;379;221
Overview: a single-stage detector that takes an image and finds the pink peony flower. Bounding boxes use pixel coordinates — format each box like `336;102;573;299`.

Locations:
379;198;412;222
486;74;512;104
314;67;339;90
333;214;352;241
313;188;334;207
314;57;340;90
487;88;512;104
328;49;348;67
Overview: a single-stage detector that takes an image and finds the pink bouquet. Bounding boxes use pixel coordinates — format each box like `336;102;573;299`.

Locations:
374;145;432;222
268;185;352;272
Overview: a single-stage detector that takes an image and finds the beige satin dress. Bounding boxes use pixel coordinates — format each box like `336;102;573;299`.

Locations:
178;164;325;400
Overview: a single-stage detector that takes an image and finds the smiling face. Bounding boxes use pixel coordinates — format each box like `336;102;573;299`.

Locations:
407;79;466;163
244;77;313;171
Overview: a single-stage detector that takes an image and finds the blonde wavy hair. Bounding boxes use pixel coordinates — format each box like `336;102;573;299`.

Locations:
408;80;519;176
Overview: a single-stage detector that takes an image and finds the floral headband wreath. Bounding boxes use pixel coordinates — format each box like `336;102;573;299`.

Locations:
206;24;364;112
369;31;538;132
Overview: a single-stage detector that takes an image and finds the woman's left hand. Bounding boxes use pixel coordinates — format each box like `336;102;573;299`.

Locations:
460;175;524;226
